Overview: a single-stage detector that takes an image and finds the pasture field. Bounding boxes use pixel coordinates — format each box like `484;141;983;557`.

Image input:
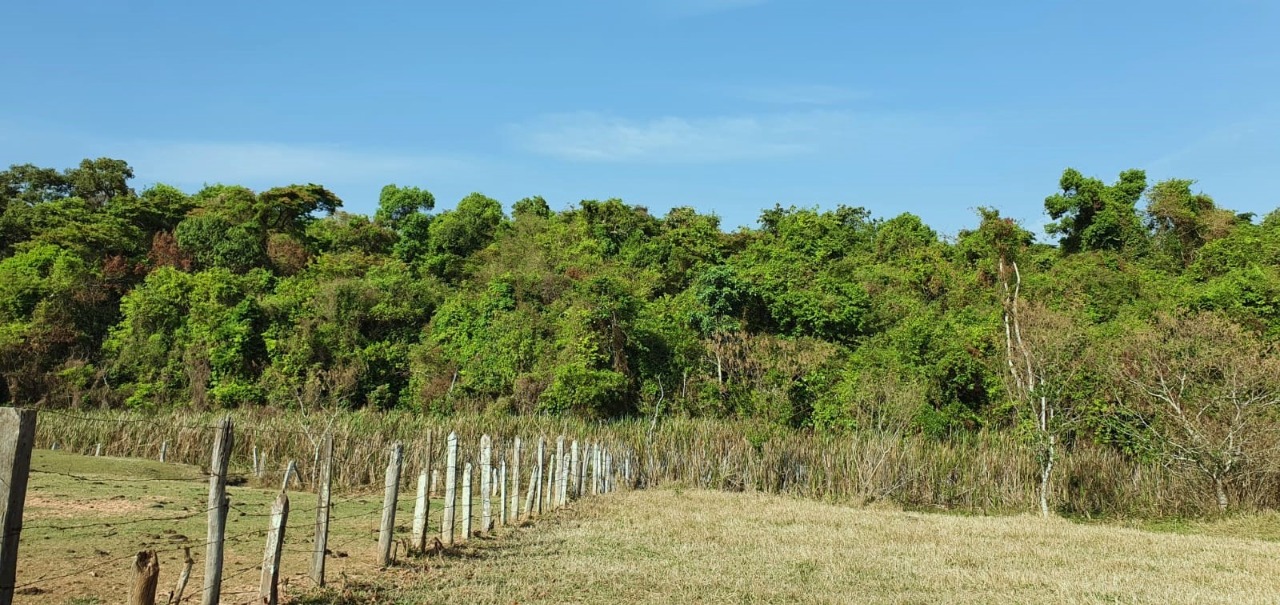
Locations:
14;450;1280;604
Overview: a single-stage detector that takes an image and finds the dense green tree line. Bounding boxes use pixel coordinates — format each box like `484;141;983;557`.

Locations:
3;159;1279;463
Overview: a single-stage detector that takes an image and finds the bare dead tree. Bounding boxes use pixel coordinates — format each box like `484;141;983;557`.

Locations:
1000;258;1088;517
1115;313;1280;512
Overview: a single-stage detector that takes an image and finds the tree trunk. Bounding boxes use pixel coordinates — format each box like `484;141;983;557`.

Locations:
1213;476;1228;512
1038;433;1054;518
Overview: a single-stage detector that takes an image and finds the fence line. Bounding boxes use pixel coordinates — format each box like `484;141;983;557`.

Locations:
4;406;632;604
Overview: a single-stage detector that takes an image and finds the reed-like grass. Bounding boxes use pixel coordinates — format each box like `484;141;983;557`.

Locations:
32;408;1260;517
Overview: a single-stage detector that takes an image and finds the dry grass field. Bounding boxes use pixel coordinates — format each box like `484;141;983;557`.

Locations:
379;489;1280;605
15;450;1280;604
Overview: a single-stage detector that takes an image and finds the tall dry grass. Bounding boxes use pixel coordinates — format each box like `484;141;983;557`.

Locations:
31;408;1264;517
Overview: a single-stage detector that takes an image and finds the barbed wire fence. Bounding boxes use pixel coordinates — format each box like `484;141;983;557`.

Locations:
0;406;634;605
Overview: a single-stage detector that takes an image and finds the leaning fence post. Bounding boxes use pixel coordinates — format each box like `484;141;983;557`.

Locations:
95;443;102;457
442;432;458;546
462;462;473;541
259;492;289;605
281;460;298;493
202;415;233;605
169;546;193;605
480;435;492;532
129;550;159;605
377;442;403;567
311;432;333;587
0;407;35;605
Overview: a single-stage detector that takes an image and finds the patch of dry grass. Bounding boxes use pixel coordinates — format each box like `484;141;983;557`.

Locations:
15;450;399;605
385;489;1280;605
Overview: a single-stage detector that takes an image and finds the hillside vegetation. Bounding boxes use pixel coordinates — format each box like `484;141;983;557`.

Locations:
4;159;1280;514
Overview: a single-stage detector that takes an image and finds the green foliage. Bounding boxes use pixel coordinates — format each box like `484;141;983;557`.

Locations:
1045;168;1147;254
375;184;435;227
4;155;1280;480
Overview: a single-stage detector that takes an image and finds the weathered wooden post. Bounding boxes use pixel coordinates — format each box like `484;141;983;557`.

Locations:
442;432;458;546
544;453;556;511
411;470;429;552
570;440;580;499
311;432;333;587
461;462;473;541
377;443;403;567
159;441;168;463
522;460;537;516
259;492;289;605
606;450;614;493
129;550;160;605
577;442;588;498
281;460;298;493
510;437;521;521
168;547;193;605
0;407;35;605
624;451;632;489
95;443;102;457
480;434;492;532
430;469;439;497
499;458;508;526
202;415;233;605
555;436;566;507
534;438;545;515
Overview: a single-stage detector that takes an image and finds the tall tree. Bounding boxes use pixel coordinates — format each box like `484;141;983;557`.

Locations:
1045;168;1147;254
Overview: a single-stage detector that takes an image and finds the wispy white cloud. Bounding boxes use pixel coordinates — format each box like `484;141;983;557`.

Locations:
116;141;475;187
735;84;869;106
653;0;767;18
510;110;865;163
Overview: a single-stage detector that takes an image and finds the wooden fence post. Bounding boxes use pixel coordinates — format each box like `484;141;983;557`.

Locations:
570;440;580;500
578;442;588;498
0;407;35;605
168;546;193;605
311;432;333;587
461;462;473;541
510;437;521;522
555;436;566;507
442;432;458;546
129;550;159;605
377;442;403;567
480;435;492;533
590;444;599;496
259;492;289;605
545;453;556;511
281;460;298;493
95;443;102;457
499;458;508;526
411;470;429;553
202;415;233;605
159;441;167;463
524;464;538;520
534;438;545;516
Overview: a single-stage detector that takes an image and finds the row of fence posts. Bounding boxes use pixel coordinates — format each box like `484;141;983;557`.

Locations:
0;408;631;605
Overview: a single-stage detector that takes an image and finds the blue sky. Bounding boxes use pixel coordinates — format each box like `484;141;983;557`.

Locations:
2;0;1278;236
